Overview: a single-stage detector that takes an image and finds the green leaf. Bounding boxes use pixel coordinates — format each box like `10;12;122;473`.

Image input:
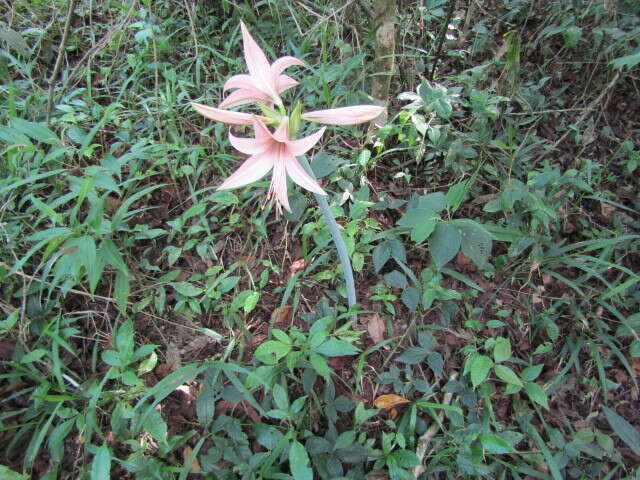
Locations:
430;223;461;269
272;383;289;411
479;434;514;454
521;364;544;382
311;152;342;178
315;339;359;357
445;180;469;212
395;347;428;365
114;271;129;313
524;382;549;410
493;337;511;363
398;210;438;243
90;445;111;480
48;418;75;462
372;241;391;273
602;406;640;456
468;354;493;388
454;219;492;268
494;365;523;387
243;291;260;314
289;441;313;480
254;340;292;364
11;117;60;145
0;465;28;480
172;282;203;297
384;270;407;288
401;287;420;311
309;352;332;378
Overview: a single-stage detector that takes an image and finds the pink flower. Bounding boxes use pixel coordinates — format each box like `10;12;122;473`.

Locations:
302;105;385;125
219;22;305;109
219;117;327;212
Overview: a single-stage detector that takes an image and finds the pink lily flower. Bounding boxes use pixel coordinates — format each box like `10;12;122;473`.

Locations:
219;117;327;212
219;22;305;109
302;105;385;125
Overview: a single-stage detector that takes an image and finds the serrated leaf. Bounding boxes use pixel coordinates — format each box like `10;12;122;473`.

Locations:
524;382;549;409
372;241;391;273
521;364;544;382
468;354;493;388
395;346;428;365
494;365;523;387
493;337;511;363
430;223;461;269
479;434;514;454
384;270;407;288
315;339;359;357
401;287;420;311
254;340;291;365
456;220;492;268
172;282;203;297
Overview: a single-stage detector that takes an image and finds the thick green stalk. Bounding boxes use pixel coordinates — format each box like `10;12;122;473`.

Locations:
297;156;357;312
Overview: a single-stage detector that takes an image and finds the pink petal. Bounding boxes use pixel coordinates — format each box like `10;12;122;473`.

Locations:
218;152;274;190
286;127;326;156
229;129;272;155
192;103;254;125
252;117;274;142
276;74;299;94
240;22;278;99
284;153;326;195
223;74;257;92
271;56;306;77
270;145;291;212
219;88;273;108
302;105;385;125
271;121;289;143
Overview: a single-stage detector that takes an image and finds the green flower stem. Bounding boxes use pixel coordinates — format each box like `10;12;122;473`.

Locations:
297;156;357;313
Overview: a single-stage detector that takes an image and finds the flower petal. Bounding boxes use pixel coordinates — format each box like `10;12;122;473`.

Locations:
218;152;274;190
270;145;291;212
302;105;385;125
192;103;255;125
285;153;326;195
240;22;278;99
219;88;273;109
271;120;289;143
287;127;326;156
271;56;306;77
223;74;257;92
228;129;272;155
275;74;299;94
252;117;274;142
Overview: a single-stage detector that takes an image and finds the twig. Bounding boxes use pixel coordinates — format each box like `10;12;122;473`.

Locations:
413;373;458;478
45;0;77;125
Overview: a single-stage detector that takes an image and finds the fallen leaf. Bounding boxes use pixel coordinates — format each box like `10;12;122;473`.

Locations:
366;314;386;343
289;258;306;277
271;305;292;329
374;394;410;409
600;202;616;222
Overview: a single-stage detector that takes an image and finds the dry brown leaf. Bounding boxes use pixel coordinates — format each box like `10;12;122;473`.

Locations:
272;305;292;329
600;202;616;222
366;314;386;344
289;258;306;277
374;394;410;409
182;446;201;472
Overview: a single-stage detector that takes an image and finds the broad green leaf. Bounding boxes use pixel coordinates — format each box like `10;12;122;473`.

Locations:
0;465;28;480
243;291;260;314
47;418;75;462
395;346;428;365
315;339;359;357
11;117;60;145
524;382;549;410
445;180;469;212
521;364;544;382
494;365;523;387
468;354;493;388
493;337;511;363
372;241;391;273
272;383;289;411
254;340;292;364
114;271;129;313
90;445;111;480
289;441;313;480
603;406;640;456
430;223;461;269
172;282;203;297
479;434;514;454
384;270;407;288
454;219;492;268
